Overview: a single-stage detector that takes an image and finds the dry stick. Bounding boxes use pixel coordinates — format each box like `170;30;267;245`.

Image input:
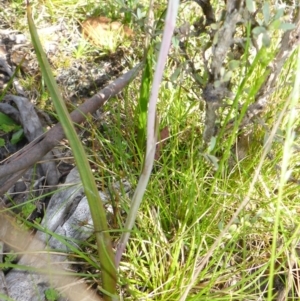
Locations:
192;0;215;25
0;169;27;200
0;63;143;195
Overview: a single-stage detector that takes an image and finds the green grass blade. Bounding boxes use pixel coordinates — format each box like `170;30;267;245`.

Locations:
136;45;153;150
26;3;116;300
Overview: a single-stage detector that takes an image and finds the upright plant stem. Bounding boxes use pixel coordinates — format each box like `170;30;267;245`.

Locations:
26;3;116;300
115;0;179;267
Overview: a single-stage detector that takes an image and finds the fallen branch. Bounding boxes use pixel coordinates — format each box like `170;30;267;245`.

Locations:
0;63;143;195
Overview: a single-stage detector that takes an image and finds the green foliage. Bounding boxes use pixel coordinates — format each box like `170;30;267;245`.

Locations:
2;0;298;300
116;0;146;24
21;202;36;218
136;46;153;150
3;252;17;272
0;113;20;131
246;0;256;13
0;113;23;146
251;3;295;48
0;294;15;301
44;288;59;301
10;129;24;144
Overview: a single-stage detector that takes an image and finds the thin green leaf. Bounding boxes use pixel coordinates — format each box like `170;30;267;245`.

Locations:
228;60;240;70
262;2;270;25
137;45;153;149
279;23;296;31
11;129;24;145
26;3;116;300
273;8;284;20
262;32;271;47
246;0;256;13
252;26;267;35
0;112;17;127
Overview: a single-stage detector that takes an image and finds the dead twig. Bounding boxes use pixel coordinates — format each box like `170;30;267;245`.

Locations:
193;0;216;26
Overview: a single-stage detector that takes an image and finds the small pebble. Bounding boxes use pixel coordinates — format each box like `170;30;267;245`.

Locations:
15;34;27;44
14;181;26;193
